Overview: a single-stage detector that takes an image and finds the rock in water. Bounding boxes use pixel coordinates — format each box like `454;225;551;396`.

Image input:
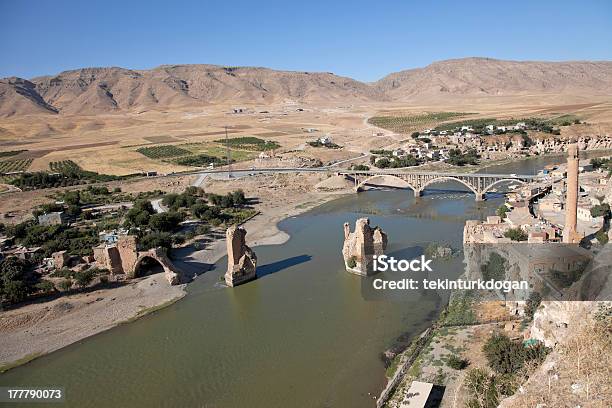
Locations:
342;218;387;276
225;225;257;287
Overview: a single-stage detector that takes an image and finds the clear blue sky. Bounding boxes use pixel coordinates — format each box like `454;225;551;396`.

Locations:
1;0;611;81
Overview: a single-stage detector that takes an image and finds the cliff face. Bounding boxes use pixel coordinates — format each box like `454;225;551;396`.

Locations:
530;301;597;347
225;225;257;287
342;218;387;276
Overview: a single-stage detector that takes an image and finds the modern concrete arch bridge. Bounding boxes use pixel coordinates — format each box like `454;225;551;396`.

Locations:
180;166;541;201
336;170;540;201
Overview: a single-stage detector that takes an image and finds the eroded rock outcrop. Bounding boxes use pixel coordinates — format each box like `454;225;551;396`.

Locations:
225;225;257;287
342;218;387;276
530;301;596;347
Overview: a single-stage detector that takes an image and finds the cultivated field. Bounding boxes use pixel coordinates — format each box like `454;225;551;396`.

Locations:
0;97;610;176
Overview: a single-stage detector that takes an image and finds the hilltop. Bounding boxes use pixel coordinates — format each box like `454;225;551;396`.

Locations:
1;58;612;117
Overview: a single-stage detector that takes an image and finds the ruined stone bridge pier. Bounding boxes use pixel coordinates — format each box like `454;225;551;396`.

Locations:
337;170;538;201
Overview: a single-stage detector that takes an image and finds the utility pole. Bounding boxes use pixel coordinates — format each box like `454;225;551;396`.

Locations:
225;126;232;178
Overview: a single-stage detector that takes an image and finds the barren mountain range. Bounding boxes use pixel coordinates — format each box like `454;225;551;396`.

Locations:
1;58;611;117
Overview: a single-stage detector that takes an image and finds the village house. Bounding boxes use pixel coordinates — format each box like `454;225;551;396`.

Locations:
319;135;333;145
38;211;70;226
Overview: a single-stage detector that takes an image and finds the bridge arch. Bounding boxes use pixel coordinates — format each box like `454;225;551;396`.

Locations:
133;255;165;278
482;178;527;194
356;174;417;192
418;176;479;196
131;248;180;284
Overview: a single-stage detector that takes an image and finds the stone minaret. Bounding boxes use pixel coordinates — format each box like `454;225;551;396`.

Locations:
563;143;579;244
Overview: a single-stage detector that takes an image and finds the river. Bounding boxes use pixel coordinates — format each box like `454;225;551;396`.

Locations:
0;152;606;408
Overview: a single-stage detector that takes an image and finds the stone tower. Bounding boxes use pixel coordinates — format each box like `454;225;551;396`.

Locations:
342;218;388;276
563;143;580;244
225;225;257;287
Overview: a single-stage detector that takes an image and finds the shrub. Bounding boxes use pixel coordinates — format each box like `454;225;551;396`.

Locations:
481;252;507;281
74;269;95;288
446;354;469;370
595;229;609;244
503;228;527;242
35;280;55;294
483;333;550;376
442;292;476;326
524;291;542;320
346;256;357;268
483;333;525;374
58;279;73;291
590;203;610;218
464;368;499;408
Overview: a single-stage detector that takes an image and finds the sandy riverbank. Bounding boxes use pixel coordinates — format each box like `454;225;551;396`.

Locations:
0;172;347;372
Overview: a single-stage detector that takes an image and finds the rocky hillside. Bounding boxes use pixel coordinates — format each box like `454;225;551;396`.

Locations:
1;65;384;117
0;77;58;117
375;58;612;100
2;58;612;117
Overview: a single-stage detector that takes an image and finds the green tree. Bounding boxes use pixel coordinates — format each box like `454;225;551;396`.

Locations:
139;232;173;251
0;257;32;304
496;205;509;219
352;164;370;171
231;190;246;207
149;212;184;232
74;269;95;288
184;186;204;197
590;203;610;218
503;228;527;242
124;199;155;227
375;157;390;168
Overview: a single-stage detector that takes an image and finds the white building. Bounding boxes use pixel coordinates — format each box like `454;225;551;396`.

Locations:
319;135;333;145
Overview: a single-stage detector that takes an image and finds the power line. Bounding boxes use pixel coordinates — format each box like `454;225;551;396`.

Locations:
225;125;232;178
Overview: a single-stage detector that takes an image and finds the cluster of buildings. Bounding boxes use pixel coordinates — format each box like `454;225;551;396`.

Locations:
382;145;451;163
422;132;612;161
465;143;609;245
462;143;604;305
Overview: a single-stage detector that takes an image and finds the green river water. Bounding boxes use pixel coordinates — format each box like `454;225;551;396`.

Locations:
1;152;607;408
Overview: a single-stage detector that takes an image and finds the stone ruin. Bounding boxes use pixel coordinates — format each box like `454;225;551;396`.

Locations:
225;225;257;287
342;218;387;276
93;235;180;285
